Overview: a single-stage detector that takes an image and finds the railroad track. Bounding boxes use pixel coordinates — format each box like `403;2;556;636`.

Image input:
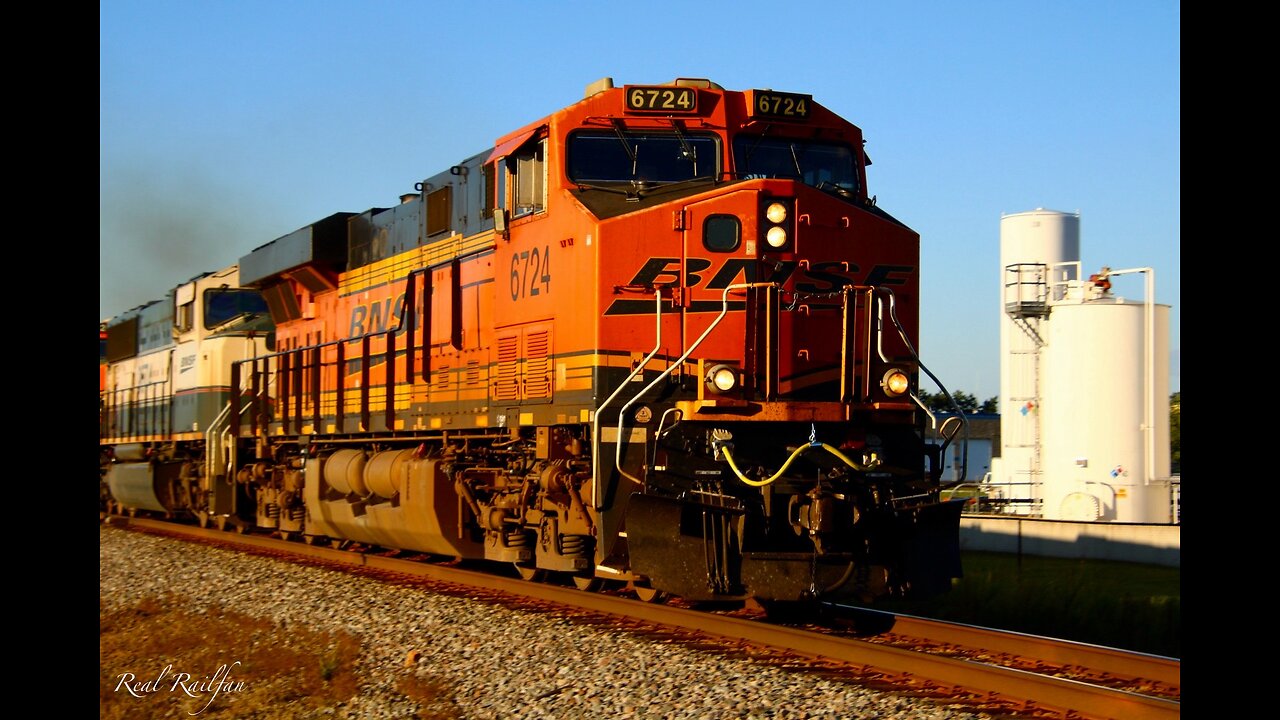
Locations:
107;516;1180;719
853;610;1180;701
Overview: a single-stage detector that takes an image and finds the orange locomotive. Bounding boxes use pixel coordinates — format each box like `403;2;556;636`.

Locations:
116;77;967;605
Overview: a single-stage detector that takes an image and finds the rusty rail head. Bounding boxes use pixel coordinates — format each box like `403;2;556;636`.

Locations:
863;609;1180;695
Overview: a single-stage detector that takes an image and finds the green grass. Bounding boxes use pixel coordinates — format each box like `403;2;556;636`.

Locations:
876;552;1180;658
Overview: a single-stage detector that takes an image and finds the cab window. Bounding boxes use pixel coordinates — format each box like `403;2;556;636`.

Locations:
512;140;546;217
204;289;269;329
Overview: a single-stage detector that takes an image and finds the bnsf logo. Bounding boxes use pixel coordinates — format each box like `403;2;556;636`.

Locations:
605;258;913;315
348;294;408;337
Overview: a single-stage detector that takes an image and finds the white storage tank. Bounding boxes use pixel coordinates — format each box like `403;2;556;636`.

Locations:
1041;296;1172;522
993;209;1079;510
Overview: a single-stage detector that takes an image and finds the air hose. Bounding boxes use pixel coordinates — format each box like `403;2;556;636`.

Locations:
717;427;880;487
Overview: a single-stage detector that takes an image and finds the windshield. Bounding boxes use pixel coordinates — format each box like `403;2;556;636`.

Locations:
204;289;269;329
568;131;719;184
732;136;858;194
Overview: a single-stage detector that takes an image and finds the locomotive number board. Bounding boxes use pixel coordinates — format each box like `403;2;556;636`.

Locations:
750;90;812;119
624;86;698;114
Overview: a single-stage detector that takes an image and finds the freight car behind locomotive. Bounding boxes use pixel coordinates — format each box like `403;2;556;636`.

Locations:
101;77;967;607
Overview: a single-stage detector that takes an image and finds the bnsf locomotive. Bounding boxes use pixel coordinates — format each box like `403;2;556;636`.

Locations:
101;78;966;606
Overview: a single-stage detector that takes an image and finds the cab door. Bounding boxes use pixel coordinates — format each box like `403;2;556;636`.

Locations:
680;190;762;390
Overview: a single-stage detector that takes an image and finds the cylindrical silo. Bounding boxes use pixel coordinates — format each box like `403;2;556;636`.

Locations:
993;210;1079;511
1041;297;1171;522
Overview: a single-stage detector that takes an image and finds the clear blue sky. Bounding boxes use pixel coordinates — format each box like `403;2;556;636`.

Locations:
100;1;1180;401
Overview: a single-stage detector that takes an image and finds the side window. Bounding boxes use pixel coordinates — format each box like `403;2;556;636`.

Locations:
703;215;741;252
174;283;195;333
426;186;452;236
512;140;546;217
482;163;496;219
174;300;194;333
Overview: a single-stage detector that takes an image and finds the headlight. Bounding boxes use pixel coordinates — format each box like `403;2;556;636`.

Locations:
765;202;788;223
881;369;910;397
766;226;788;248
706;364;739;393
759;197;794;251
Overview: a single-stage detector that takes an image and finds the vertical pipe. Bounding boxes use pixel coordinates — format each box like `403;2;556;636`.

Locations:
743;286;757;395
385;328;396;431
311;346;322;432
279;351;290;433
861;289;873;399
840;289;853;403
231;361;242;438
336;341;346;432
451;258;463;351
422;277;433;382
1104;267;1159;488
361;335;371;431
1144;268;1155;487
406;271;417;383
764;285;778;401
292;348;303;435
250;358;260;436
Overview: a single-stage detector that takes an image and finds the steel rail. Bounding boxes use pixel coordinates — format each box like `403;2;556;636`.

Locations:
111;517;1180;720
875;610;1180;692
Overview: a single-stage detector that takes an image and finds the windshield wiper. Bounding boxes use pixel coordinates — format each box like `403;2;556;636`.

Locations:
740;123;772;168
788;143;804;180
611;120;638;179
209;311;262;331
666;118;699;177
573;179;649;202
632;174;717;200
817;180;857;201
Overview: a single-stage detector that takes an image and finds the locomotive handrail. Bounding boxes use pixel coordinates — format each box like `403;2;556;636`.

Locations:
101;376;173;441
204;392;234;486
613;282;775;487
206;344;262;491
592;290;664;509
229;265;439;438
878;286;970;485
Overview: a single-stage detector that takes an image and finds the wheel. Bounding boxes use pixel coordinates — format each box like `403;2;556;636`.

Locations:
196;512;211;528
330;539;349;550
572;575;603;592
514;564;545;582
278;531;294;542
633;584;668;604
302;534;324;546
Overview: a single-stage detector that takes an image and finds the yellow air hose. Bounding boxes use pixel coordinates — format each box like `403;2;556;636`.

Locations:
720;432;880;488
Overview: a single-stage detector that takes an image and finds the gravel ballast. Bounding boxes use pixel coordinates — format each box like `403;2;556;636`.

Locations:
100;525;992;719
